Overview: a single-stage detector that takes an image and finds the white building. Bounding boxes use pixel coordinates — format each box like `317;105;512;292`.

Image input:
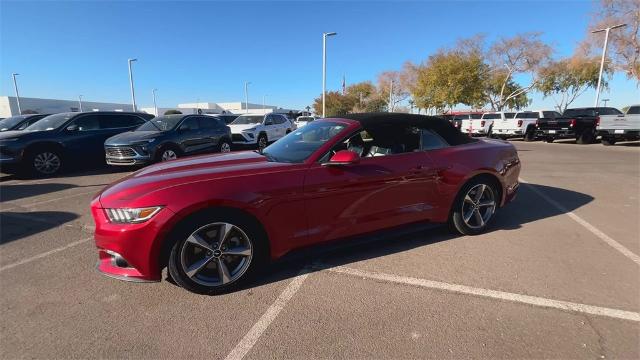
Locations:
0;96;132;118
140;101;299;116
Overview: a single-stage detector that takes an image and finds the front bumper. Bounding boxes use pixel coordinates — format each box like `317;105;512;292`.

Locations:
105;146;152;166
232;132;257;144
92;202;175;282
0;145;23;165
537;128;575;138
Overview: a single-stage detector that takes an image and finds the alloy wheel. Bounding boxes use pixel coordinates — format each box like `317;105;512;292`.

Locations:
161;149;177;161
179;222;253;287
461;184;496;229
33;152;61;175
258;137;267;150
220;142;231;153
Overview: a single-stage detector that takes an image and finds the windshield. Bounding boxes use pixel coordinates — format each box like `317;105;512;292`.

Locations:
563;108;596;117
231;115;263;125
136;115;182;131
25;113;74;131
262;121;347;163
0;116;27;131
481;113;501;120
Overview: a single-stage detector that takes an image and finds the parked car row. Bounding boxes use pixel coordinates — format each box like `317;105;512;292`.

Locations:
0;110;297;177
442;105;640;146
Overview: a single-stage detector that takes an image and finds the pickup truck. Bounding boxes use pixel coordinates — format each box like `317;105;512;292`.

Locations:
492;110;560;141
597;104;640;145
461;112;514;136
536;107;623;144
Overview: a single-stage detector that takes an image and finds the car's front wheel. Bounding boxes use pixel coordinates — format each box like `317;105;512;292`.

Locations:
449;178;498;235
168;213;266;294
26;149;63;177
257;134;268;151
158;147;180;162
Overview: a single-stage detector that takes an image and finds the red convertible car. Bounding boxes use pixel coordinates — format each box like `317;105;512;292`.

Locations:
91;113;520;294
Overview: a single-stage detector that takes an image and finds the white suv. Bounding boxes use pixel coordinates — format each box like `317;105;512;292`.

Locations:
462;112;514;136
228;113;294;149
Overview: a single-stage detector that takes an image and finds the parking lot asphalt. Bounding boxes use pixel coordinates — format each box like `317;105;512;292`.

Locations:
1;139;639;359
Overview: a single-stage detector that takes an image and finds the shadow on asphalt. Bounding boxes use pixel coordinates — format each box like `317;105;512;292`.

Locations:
0;164;134;183
0;211;79;244
165;182;594;295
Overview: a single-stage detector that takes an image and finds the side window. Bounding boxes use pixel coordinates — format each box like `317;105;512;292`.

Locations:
179;117;200;131
74;116;100;131
421;129;449;151
627;106;640;115
264;115;274;125
274;115;286;124
199;116;221;129
328;126;421;159
100;115;144;129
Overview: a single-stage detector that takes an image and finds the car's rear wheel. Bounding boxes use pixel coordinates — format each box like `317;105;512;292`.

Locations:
545;137;554;143
576;129;596;144
523;127;536;142
27;149;63;177
449;178;498;235
601;137;616;146
218;139;232;153
168;213;266;294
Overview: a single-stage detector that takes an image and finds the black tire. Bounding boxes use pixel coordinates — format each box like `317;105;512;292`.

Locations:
523;127;536;142
156;145;181;162
286;129;292;134
487;125;493;137
257;134;268;151
167;210;268;295
576;129;596;144
24;148;63;177
218;139;232;153
601;137;616;146
545;137;555;143
449;177;499;236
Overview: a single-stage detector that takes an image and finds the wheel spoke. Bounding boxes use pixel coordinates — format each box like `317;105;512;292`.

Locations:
186;233;213;251
185;257;213;278
478;200;495;208
463;208;474;222
464;194;474;204
474;184;485;202
223;246;251;257
217;223;234;248
474;209;484;227
217;258;231;284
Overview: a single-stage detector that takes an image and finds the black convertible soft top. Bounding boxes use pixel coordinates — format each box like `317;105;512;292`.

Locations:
337;112;476;146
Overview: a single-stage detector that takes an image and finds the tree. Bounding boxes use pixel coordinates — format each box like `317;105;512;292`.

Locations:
536;55;607;112
483;69;530;110
488;32;553;110
345;81;386;112
377;70;410;111
164;109;182;115
312;91;355;117
582;0;640;82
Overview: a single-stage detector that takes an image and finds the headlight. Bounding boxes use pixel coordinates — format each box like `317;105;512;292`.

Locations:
104;206;162;224
132;139;155;145
243;127;257;132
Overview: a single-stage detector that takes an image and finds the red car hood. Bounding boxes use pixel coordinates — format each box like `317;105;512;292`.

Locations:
99;151;276;206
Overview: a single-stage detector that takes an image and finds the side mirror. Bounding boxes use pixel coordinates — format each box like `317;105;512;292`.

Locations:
66;124;78;131
323;150;360;166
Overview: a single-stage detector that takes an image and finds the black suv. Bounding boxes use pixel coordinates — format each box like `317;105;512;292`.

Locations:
104;114;232;166
0;114;50;132
0;111;153;176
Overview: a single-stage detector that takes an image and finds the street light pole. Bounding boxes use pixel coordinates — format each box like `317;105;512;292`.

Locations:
244;81;251;114
152;88;158;116
78;95;83;112
128;58;138;112
322;32;337;118
11;73;22;115
592;23;626;107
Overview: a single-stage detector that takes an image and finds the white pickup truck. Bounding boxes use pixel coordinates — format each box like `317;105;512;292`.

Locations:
597;104;640;145
461;112;514;136
492;110;561;141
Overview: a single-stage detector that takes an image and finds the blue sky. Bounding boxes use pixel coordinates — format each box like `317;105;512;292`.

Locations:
1;1;637;111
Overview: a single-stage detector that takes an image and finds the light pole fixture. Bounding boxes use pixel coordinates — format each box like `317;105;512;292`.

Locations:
244;81;251;114
592;23;626;107
78;95;83;112
11;73;22;115
602;98;610;107
128;58;138;112
322;32;337;118
152;88;158;116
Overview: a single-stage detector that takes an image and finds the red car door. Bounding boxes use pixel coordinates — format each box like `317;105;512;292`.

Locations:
302;151;438;246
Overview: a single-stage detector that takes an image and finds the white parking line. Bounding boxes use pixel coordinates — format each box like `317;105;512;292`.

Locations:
520;178;640;266
0;236;92;272
328;266;640;322
0;189;98;212
224;268;311;360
